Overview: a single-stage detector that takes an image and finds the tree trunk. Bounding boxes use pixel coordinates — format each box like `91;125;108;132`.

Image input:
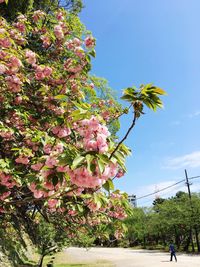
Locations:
183;235;190;252
143;235;146;248
194;227;200;252
174;226;180;249
190;227;195;252
38;254;45;267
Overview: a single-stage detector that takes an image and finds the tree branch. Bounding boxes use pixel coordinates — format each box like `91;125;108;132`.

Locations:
109;108;137;160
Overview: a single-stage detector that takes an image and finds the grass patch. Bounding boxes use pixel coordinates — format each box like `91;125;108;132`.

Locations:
43;250;114;267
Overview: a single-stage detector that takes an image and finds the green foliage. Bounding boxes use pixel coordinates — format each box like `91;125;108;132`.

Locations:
85;75;123;136
121;84;166;114
125;192;200;252
0;0;83;21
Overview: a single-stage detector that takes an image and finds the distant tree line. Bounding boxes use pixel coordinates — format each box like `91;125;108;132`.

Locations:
125;191;200;252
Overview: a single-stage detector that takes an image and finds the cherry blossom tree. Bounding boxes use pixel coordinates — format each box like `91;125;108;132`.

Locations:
0;2;166;258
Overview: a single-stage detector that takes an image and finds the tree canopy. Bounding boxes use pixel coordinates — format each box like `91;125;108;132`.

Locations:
0;0;83;21
125;192;200;252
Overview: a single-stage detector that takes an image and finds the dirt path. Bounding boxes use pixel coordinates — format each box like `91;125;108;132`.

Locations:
63;247;200;267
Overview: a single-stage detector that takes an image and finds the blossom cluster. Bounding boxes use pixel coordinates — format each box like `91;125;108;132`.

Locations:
75;116;110;154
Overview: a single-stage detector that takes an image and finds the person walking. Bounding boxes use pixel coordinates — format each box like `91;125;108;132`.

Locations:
169;243;177;262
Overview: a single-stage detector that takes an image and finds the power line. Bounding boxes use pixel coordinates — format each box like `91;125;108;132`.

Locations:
189;175;200;180
135;173;200;206
138;182;188;206
136;179;185;200
141;182;186;201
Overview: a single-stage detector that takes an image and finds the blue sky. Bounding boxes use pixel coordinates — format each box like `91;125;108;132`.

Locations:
80;0;200;206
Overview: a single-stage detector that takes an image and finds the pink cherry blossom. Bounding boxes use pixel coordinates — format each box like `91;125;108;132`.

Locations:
28;183;37;192
57;165;69;172
43;66;52;77
8;56;22;73
0;131;13;140
32;10;45;22
56;11;64;21
29;183;44;199
85;36;95;49
17;14;27;22
5;75;22;92
0;63;7;74
13;22;26;33
15;156;29;165
40;35;51;48
51;126;71;138
74;47;85;58
40;169;53;178
33;190;44;199
14;95;23;104
25;50;37;65
90;82;94;89
51;126;60;135
35;65;52;80
68;210;77;216
84;139;98;151
116;169;124;178
57;127;71;138
53;143;64;153
86;200;99;212
44;181;54;190
45;157;58;168
0;207;5;213
0;38;11;48
54;25;64;39
31;163;43;171
0;50;7;59
0;191;11;201
43;144;52;154
48;199;58;208
66;188;83;196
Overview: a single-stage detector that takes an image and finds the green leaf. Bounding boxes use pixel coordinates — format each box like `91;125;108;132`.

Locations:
77;204;83;213
103;179;114;192
120;144;132;156
97;154;110;164
71;155;85;169
86;154;94;173
54;95;68;101
90;163;96;173
120;94;135;102
153;87;167;95
121;222;128;232
52;176;58;186
94;194;102;209
89;49;96;58
97;159;105;174
113;151;126;171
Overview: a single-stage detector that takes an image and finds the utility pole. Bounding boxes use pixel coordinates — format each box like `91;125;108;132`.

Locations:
185;169;192;199
185;169;200;252
185;169;195;252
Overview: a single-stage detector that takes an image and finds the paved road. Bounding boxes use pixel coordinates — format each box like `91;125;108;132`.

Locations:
65;247;200;267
